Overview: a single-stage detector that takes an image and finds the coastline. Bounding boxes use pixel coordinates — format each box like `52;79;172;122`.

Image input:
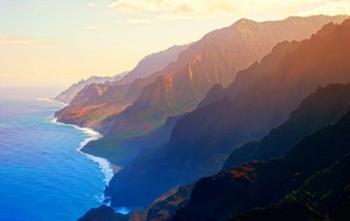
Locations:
49;99;129;212
51;117;116;185
1;96;121;221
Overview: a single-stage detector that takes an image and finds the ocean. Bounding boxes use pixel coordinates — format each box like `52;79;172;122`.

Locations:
0;97;113;221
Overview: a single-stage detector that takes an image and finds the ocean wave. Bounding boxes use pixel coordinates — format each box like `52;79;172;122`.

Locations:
51;117;115;185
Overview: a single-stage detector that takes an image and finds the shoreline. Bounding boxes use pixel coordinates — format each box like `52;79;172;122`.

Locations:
48;99;127;211
76;126;116;185
51;117;116;185
70;122;130;213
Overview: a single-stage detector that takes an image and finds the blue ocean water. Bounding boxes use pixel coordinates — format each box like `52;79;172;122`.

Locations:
0;98;110;221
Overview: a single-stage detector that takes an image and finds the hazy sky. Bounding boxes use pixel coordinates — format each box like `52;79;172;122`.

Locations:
1;0;350;87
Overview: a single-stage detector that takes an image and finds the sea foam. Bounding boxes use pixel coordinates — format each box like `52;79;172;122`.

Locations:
51;117;116;184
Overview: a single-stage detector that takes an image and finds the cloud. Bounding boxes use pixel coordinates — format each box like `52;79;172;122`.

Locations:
88;2;95;8
108;0;350;23
0;35;38;45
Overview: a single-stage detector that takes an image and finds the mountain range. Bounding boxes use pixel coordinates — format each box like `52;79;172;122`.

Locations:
105;16;350;208
56;15;347;167
52;15;350;221
80;82;350;221
98;15;348;138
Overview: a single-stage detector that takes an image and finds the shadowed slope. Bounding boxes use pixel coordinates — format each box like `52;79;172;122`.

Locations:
224;83;350;169
173;108;350;220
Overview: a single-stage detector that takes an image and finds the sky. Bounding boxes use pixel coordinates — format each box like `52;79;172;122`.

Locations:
1;0;350;87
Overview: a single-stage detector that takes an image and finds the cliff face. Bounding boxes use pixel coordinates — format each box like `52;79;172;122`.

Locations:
99;15;348;137
54;44;188;128
54;73;127;104
105;18;350;208
173;109;350;220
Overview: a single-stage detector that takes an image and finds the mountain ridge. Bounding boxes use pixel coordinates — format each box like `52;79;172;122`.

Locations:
223;83;350;169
